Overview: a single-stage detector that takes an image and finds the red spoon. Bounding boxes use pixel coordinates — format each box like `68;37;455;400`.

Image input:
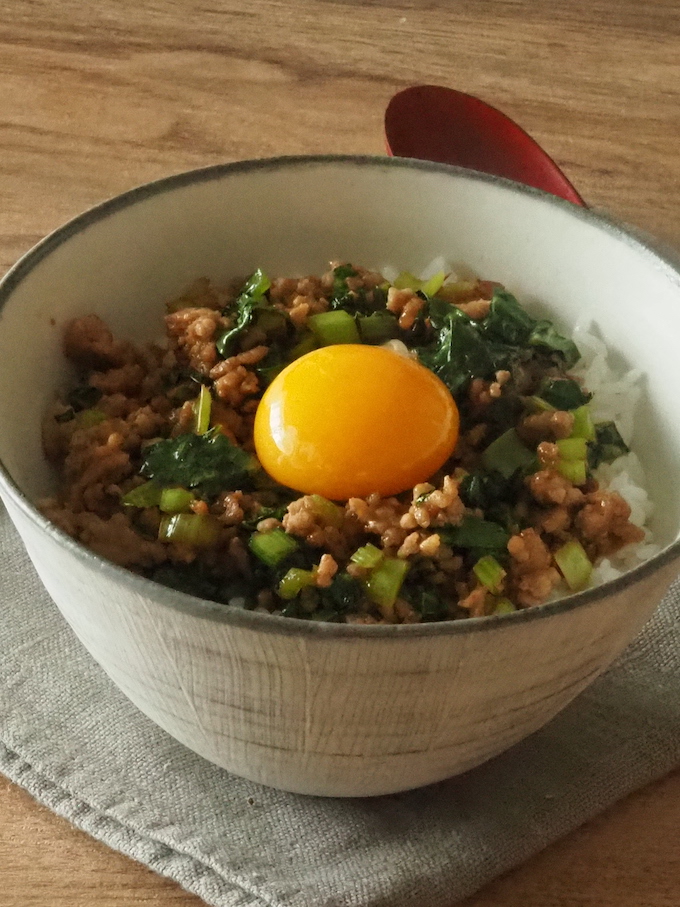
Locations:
385;84;585;207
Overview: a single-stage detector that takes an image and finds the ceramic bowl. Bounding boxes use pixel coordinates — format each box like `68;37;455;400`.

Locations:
0;156;679;797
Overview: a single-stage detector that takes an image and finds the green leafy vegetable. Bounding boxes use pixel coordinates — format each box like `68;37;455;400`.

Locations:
588;421;630;469
480;289;536;346
481;428;537;478
67;384;103;412
416;289;580;401
216;301;257;359
538;378;591;410
417;299;495;398
239;267;271;300
318;572;363;614
216;268;272;358
409;588;450;622
440;515;510;553
328;264;386;314
528;320;581;368
150;562;253;605
458;470;510;510
140;428;253;498
458;469;520;530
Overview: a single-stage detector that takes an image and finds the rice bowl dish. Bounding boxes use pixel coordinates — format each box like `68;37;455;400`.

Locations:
1;155;678;795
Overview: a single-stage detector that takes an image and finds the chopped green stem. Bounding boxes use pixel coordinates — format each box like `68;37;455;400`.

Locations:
356;311;399;344
525;395;556;413
122;480;162;508
473;555;506;594
159;487;195;514
556;459;587;485
556;437;588;461
554;539;592;591
364;558;409;612
420;270;446;297
278;567;317;600
248;528;299;566
569;405;597;440
158;513;221;547
350;543;384;569
194;385;212;435
392;271;421;291
482;428;536;478
491;597;516;615
308;494;344;527
308;310;360;345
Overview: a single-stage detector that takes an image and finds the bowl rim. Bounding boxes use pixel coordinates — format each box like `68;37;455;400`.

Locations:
1;152;679;640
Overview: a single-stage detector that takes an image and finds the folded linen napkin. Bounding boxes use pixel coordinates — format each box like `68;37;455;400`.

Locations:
1;503;679;907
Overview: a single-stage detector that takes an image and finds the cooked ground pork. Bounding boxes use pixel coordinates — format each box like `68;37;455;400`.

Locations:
40;263;649;623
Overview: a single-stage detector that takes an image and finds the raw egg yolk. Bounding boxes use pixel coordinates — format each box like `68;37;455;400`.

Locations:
254;344;459;500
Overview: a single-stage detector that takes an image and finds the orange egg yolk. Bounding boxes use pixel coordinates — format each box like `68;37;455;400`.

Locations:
253;344;460;500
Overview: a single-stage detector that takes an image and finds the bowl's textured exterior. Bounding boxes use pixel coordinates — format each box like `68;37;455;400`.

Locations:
1;157;679;796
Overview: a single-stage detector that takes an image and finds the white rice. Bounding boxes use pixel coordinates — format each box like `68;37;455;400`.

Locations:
570;320;659;585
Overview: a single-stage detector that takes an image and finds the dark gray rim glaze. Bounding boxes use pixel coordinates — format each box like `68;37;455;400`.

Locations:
1;154;679;639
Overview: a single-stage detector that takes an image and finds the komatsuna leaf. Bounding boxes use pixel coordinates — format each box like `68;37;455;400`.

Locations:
416;299;495;398
216;268;272;358
479;289;536;345
140;428;253;498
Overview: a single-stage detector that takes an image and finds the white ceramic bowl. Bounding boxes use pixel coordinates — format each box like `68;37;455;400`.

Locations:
0;156;679;797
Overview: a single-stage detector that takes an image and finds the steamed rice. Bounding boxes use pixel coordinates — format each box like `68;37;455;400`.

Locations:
570;320;658;585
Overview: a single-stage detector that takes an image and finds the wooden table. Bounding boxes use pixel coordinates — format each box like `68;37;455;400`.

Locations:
1;1;679;904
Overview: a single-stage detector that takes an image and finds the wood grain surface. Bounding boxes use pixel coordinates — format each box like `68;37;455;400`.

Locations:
0;0;679;903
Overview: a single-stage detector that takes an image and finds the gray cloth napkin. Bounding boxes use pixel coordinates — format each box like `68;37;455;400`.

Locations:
1;504;679;907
